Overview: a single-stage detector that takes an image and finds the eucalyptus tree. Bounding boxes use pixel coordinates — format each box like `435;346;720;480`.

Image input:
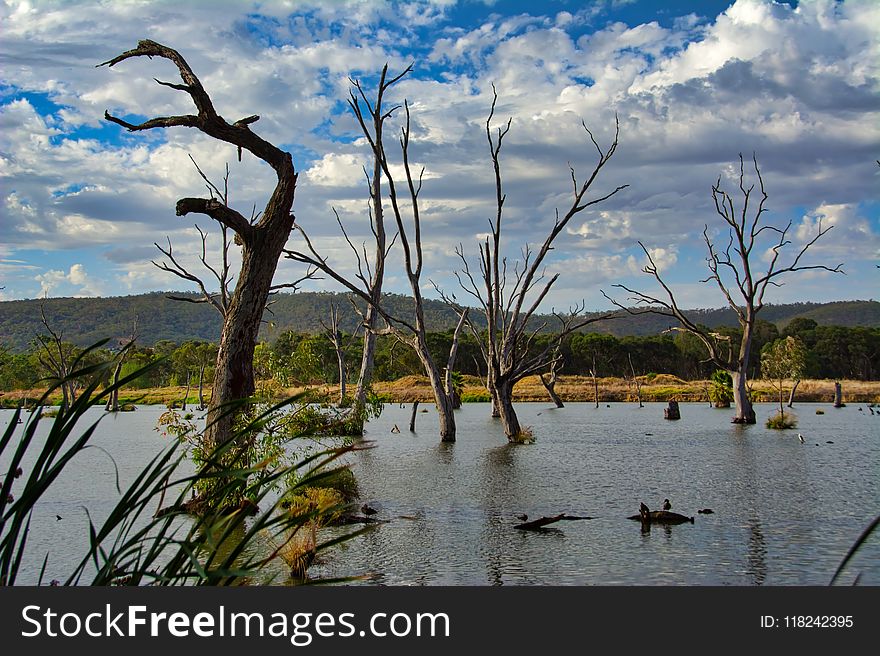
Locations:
609;155;842;424
448;92;625;441
101;40;306;448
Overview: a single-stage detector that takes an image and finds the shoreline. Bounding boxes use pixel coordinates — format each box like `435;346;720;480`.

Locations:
3;374;879;407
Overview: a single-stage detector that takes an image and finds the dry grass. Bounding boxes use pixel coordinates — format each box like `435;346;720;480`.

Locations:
4;376;879;408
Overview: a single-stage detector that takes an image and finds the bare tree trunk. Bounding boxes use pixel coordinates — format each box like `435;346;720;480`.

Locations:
787;379;800;408
181;371;191;411
197;363;206;410
628;352;643;408
591;355;600;409
496;380;522;440
106;360;124;411
101;41;298;455
731;370;755;424
409;400;419;432
833;381;844;408
336;350;347;405
540;373;564;408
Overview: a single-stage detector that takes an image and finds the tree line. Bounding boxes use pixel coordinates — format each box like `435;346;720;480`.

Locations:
4;318;876;395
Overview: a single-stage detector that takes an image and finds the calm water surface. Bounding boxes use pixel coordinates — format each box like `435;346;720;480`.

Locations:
2;401;878;585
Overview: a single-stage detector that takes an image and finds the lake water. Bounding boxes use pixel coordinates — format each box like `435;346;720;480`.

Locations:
2;401;878;585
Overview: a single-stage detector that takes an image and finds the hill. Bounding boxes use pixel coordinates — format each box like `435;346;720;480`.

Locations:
1;292;878;351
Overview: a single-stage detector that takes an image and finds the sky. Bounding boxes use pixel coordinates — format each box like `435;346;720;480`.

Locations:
1;0;878;312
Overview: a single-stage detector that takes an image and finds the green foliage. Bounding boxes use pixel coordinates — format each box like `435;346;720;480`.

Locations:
1;356;362;585
766;412;798;429
461;389;491;402
709;370;734;406
762;336;807;418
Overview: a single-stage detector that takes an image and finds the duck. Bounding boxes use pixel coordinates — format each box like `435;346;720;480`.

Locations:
662;498;672;511
639;502;650;516
516;513;529;522
361;504;378;516
798;433;805;443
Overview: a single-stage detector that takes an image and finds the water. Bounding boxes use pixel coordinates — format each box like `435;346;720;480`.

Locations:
2;402;878;585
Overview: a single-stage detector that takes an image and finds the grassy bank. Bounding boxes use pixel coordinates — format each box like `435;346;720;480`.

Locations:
4;374;879;408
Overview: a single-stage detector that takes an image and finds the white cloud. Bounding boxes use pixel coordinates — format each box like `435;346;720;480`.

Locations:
1;0;877;308
34;263;105;297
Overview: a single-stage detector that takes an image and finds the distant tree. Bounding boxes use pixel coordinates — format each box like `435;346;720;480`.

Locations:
609;154;843;424
761;336;806;424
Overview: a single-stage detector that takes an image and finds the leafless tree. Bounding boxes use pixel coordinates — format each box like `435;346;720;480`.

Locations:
105;316;139;412
320;304;348;405
450;91;625;441
101;40;302;448
627;351;644;409
35;306;79;411
608;154;843;423
289;69;466;441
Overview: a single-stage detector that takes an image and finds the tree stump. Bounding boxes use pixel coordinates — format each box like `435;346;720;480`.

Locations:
833;381;845;408
664;400;681;420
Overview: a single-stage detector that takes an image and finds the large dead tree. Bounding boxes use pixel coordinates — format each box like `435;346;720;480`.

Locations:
288;68;466;441
609;154;843;424
451;92;625;441
101;40;300;448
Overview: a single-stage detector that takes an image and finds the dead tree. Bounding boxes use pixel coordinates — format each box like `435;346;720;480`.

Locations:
35;306;79;411
105;316;139;412
608;154;842;424
627;352;644;409
288;68;464;441
101;40;302;449
320;304;348;405
451;91;625;441
540;351;565;408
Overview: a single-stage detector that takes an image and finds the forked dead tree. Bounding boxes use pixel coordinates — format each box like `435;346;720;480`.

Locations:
608;154;843;424
105;316;139;412
320;304;349;405
101;40;300;449
451;91;625;441
289;67;467;441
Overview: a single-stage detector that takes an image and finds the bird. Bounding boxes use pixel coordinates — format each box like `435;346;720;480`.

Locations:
698;508;715;514
798;433;805;444
56;515;62;521
640;502;650;515
361;503;378;516
662;498;672;511
516;513;529;522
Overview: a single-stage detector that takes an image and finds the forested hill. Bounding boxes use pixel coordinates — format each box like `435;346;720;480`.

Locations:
1;292;878;351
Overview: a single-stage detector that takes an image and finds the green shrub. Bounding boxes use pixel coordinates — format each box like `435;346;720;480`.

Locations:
461;390;491;402
766;411;797;429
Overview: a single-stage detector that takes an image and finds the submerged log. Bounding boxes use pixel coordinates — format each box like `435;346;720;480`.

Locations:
514;513;593;530
628;510;694;524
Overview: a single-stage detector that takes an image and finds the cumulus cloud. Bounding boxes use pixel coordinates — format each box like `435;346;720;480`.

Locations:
1;0;878;308
34;263;105;297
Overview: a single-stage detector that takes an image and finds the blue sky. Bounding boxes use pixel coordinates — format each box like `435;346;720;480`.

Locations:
1;0;878;310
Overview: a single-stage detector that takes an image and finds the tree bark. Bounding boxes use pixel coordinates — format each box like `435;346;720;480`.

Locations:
496;380;522;441
540;373;564;408
105;360;123;412
181;371;191;411
409;400;419;432
197;363;206;410
731;370;756;424
833;381;844;408
787;378;800;408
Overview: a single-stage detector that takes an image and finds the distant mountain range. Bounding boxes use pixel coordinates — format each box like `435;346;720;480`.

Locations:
1;292;878;351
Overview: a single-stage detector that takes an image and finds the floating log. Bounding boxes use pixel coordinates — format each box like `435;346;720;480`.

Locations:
514;513;593;530
628;510;694;524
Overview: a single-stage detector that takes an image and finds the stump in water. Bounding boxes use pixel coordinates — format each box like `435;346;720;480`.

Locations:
409;400;420;431
664;400;680;420
833;382;845;408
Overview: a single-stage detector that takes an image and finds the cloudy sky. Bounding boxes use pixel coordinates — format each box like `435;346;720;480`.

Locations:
1;0;878;311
